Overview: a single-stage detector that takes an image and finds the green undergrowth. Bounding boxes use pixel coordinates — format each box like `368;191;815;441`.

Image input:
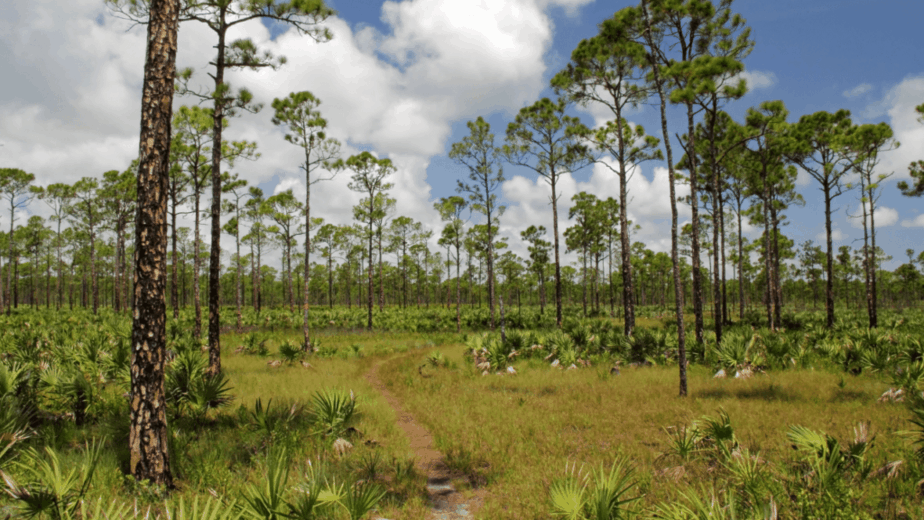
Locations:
0;310;464;519
1;306;923;518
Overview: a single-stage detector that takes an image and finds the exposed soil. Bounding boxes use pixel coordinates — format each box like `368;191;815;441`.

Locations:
365;360;486;520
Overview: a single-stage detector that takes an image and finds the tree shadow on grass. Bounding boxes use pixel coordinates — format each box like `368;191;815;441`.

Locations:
694;383;800;402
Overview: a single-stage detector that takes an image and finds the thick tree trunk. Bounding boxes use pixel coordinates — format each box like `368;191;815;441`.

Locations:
130;0;177;486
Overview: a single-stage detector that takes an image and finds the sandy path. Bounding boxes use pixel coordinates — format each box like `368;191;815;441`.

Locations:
365;359;485;520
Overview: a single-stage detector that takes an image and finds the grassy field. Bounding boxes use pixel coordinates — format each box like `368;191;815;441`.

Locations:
378;343;919;519
1;306;922;519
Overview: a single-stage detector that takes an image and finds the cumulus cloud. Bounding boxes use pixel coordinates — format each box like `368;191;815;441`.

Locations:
860;75;924;180
738;70;777;91
816;227;845;243
872;206;899;228
901;214;924;228
500;161;690;261
843;83;873;98
0;0;596;266
848;205;899;229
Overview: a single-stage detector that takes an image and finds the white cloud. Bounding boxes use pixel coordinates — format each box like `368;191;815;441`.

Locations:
849;205;899;229
0;0;597;269
901;214;924;228
843;83;873;98
816;227;845;243
860;75;924;180
274;176;305;196
873;206;899;228
738;70;777;91
500;161;690;261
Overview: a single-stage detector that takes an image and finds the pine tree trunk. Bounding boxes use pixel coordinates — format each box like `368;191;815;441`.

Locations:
552;175;563;328
90;220;98;315
367;200;374;330
6;204;13;316
206;25;227;376
193;195;202;338
235;224;242;332
869;185;879;328
171;204;179;319
686;105;704;345
762;185;774;331
643;0;687;396
737;206;745;319
486;204;496;329
304;181;312;349
824;188;835;329
130;0;177;485
456;242;461;333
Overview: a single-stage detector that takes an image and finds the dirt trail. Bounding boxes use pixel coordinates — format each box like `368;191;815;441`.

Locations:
365;360;485;520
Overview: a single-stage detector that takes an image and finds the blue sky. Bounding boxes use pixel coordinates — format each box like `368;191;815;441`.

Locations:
0;0;922;271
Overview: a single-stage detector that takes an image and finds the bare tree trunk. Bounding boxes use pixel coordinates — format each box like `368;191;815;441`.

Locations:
233;228;241;331
456;243;461;333
303;183;312;349
90;223;98;314
643;0;687;396
824;188;835;329
206;27;227;376
685;106;704;345
868;187;879;328
171;206;179;319
193;197;202;338
130;0;177;485
762;188;774;331
552;175;563;328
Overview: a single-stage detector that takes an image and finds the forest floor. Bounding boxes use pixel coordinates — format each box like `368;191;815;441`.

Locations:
365;356;486;520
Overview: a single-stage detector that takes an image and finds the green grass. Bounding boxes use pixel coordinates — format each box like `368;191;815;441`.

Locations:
2;306;923;518
377;343;919;519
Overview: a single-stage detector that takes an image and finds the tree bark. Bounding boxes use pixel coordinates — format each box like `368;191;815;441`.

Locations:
207;24;226;376
130;0;177;486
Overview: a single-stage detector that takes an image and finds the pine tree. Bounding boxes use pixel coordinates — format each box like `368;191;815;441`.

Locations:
128;0;179;486
504;97;590;328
